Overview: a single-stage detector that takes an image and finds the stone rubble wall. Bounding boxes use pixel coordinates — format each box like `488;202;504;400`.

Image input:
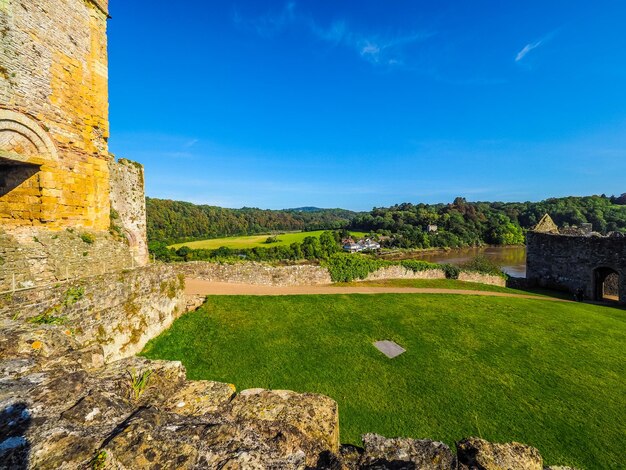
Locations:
0;228;133;293
364;265;446;282
176;261;507;287
0;264;185;362
108;158;149;266
458;271;507;287
176;261;333;286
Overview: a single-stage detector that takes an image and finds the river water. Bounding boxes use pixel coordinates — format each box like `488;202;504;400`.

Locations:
380;246;527;278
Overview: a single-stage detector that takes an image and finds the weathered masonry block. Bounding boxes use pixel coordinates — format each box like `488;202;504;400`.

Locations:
526;215;626;304
0;0;148;284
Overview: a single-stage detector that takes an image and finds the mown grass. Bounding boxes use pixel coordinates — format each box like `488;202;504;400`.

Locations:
142;294;625;469
332;278;535;295
170;231;367;250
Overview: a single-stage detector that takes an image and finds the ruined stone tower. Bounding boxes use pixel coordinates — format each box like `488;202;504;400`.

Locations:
0;0;148;290
527;215;625;304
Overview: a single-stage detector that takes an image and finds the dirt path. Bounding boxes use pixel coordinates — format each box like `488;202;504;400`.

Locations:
185;279;569;302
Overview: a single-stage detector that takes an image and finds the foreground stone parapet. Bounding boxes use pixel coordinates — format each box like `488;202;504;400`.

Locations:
456;437;543;470
228;388;341;461
358;433;455;469
335;434;573;470
1;352;341;469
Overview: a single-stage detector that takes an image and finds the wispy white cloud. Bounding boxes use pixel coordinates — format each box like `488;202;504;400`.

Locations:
183;138;199;149
515;30;560;62
515;40;543;62
234;2;434;68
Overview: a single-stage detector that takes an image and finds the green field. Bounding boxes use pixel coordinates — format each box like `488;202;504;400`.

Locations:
332;279;573;299
170;231;368;250
142;293;625;469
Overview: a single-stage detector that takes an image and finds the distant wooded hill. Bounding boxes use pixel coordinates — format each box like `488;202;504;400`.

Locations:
146;194;626;247
146;198;358;244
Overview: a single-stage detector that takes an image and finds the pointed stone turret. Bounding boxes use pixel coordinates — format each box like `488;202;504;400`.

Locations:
533;214;559;234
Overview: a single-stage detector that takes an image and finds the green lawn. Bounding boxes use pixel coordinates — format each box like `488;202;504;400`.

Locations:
332;279;574;300
169;231;367;250
332;278;537;295
141;294;625;469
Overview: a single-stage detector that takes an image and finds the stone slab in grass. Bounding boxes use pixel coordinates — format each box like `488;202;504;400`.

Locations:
373;340;406;359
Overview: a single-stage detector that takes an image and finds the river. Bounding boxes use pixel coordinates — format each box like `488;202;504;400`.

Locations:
379;246;527;278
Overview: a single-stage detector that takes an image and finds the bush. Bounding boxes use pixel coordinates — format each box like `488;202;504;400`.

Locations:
399;260;440;273
324;254;388;282
441;264;460;279
460;255;506;278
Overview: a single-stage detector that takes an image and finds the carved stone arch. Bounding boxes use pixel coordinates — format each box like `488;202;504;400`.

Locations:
0;109;58;165
593;266;620;302
121;227;137;247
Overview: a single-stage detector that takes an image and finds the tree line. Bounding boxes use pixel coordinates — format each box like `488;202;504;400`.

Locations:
147;194;626;253
146;198;355;244
348;195;626;249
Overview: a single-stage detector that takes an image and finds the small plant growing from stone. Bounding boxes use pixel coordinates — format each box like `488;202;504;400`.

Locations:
28;287;83;325
63;286;84;306
89;450;107;470
81;233;96;244
127;368;153;401
109;209;125;239
29;307;66;325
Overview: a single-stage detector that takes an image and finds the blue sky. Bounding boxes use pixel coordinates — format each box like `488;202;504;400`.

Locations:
107;1;626;211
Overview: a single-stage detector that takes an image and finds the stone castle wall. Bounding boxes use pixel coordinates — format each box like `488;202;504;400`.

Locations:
527;232;626;303
0;0;111;230
108;158;149;265
176;261;507;287
176;262;333;286
0;228;134;292
0;0;149;280
363;265;446;282
0;264;186;362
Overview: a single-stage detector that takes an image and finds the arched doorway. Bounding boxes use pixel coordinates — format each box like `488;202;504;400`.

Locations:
594;267;620;302
0;110;59;225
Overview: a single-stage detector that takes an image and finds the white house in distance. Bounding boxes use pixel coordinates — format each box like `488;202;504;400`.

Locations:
342;238;381;253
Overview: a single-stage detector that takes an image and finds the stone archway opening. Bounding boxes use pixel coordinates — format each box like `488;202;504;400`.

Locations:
0;110;58;225
594;267;620;302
